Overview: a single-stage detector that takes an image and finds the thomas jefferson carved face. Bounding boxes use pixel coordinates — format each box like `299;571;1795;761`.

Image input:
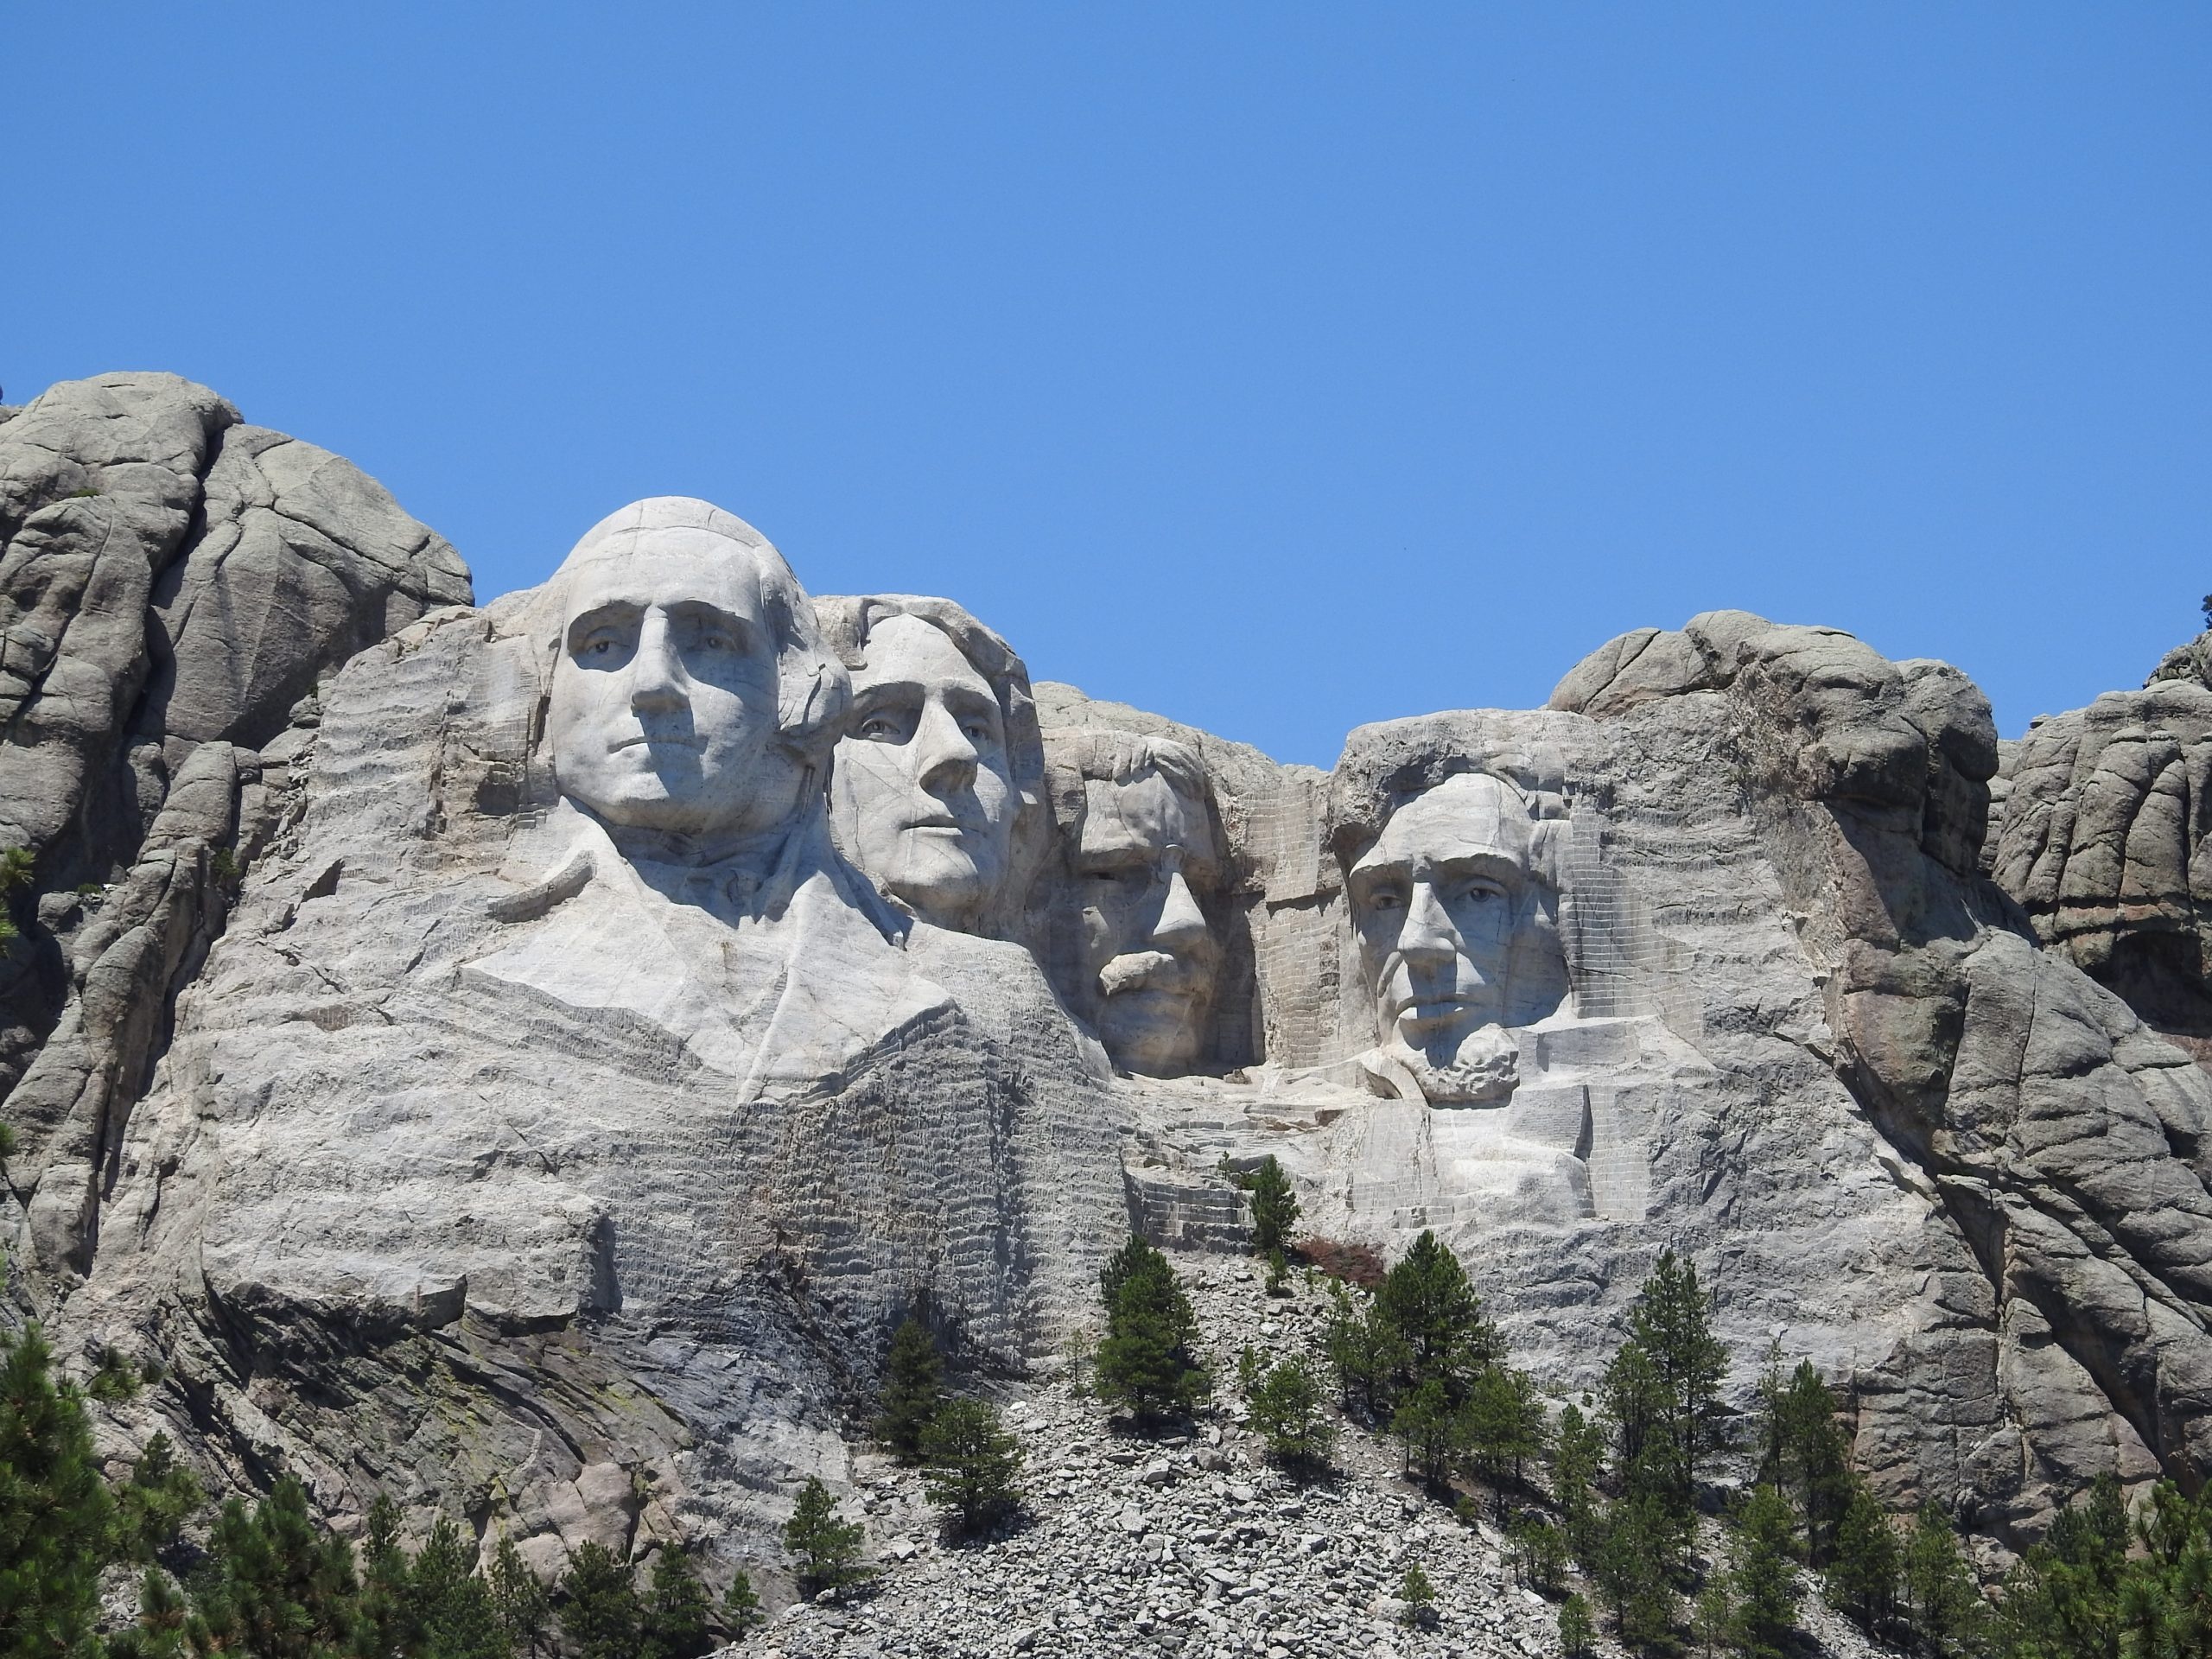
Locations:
830;613;1017;931
1069;759;1223;1077
1347;772;1567;1103
547;524;807;846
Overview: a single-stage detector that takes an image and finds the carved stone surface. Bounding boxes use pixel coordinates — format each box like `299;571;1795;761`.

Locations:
815;594;1044;937
8;377;2212;1594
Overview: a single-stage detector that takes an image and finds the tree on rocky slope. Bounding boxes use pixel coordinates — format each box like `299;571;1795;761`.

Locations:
558;1541;645;1659
1726;1484;1802;1659
919;1399;1026;1535
1096;1236;1210;1422
874;1315;946;1465
1245;1357;1334;1472
784;1477;868;1600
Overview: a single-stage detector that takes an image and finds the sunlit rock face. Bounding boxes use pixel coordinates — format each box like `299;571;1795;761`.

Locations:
9;377;2212;1589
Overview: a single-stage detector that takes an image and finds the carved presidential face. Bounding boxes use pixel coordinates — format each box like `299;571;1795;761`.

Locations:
1347;772;1566;1096
1071;768;1223;1076
546;525;807;843
830;613;1017;931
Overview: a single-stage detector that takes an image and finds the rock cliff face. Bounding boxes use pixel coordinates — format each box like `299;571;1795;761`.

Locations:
0;373;472;1281
5;375;2212;1601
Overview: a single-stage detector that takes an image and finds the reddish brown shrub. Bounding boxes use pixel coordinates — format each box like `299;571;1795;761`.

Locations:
1295;1236;1384;1289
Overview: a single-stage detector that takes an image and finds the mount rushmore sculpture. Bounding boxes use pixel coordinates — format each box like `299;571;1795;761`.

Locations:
6;373;2212;1592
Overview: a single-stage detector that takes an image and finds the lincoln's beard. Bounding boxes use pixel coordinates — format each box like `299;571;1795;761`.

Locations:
1383;1020;1519;1105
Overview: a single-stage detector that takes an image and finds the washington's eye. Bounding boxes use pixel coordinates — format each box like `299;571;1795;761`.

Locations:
1366;888;1404;912
586;638;616;657
703;633;732;651
860;715;902;740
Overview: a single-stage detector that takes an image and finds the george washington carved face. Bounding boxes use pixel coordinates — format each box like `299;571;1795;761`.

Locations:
543;499;840;853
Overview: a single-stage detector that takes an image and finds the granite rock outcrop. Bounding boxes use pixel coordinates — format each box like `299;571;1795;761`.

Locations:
5;376;2212;1616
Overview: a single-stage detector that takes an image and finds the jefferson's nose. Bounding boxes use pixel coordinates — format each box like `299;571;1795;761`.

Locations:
913;700;980;793
628;610;687;714
1396;880;1459;963
1149;866;1211;951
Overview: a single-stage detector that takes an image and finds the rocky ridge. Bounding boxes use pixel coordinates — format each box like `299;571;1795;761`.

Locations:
747;1254;1882;1659
3;373;2212;1627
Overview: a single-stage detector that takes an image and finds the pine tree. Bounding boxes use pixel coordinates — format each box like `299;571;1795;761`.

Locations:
1727;1484;1801;1659
412;1515;509;1659
642;1549;715;1659
1234;1155;1301;1260
1824;1474;1902;1635
1245;1357;1334;1471
1374;1230;1499;1402
1319;1278;1402;1417
1389;1376;1457;1486
1560;1592;1598;1659
358;1493;420;1656
1907;1501;1987;1659
1459;1364;1548;1510
783;1477;868;1599
1551;1400;1606;1559
558;1541;645;1659
1694;1579;1733;1657
874;1315;945;1465
1623;1249;1728;1503
111;1433;202;1563
1400;1560;1436;1626
721;1568;765;1637
488;1534;554;1658
0;1323;116;1658
919;1399;1026;1534
188;1478;365;1657
1592;1491;1682;1649
1095;1235;1210;1422
1758;1359;1851;1565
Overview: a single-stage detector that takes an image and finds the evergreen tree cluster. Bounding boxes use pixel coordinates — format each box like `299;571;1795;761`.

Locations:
1316;1229;1542;1502
0;1319;760;1658
1095;1236;1211;1424
872;1314;1026;1540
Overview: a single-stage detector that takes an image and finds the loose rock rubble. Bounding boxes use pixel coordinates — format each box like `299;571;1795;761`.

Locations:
746;1253;1883;1659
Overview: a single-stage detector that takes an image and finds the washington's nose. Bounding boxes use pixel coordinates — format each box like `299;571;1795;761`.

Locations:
913;700;980;793
1150;867;1211;950
1397;879;1459;961
628;610;687;714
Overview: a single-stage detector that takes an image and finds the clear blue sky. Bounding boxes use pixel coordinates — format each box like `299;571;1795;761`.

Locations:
8;6;2208;767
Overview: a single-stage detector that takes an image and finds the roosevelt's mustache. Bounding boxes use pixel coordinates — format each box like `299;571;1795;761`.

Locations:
1097;950;1214;998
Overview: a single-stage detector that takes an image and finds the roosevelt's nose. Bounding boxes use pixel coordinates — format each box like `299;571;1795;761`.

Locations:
913;699;980;793
1396;879;1459;963
628;609;687;715
1149;866;1211;951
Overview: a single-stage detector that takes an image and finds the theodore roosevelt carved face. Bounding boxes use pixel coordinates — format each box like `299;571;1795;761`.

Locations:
544;499;841;855
1346;771;1569;1103
1047;732;1224;1077
826;607;1020;932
